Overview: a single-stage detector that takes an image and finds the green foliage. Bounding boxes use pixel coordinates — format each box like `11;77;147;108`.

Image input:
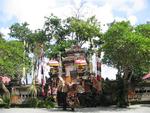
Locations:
1;95;11;108
37;98;55;108
9;22;31;41
45;40;75;58
102;21;150;107
135;23;150;38
27;29;48;54
37;99;45;108
44;97;55;108
26;97;39;107
0;99;5;108
102;21;150;76
69;16;102;46
24;97;55;108
9;22;48;82
28;83;41;97
8;22;32;79
134;23;150;75
44;14;74;58
44;15;102;58
0;37;29;78
44;14;70;43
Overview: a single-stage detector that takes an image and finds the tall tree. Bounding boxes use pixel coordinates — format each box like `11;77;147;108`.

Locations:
0;40;28;78
44;14;74;58
133;23;150;77
0;36;29;97
9;22;31;41
9;22;32;84
135;23;150;39
103;21;150;78
102;21;150;106
28;29;48;82
69;16;101;47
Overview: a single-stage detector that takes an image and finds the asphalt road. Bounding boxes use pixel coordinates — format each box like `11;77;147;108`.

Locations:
0;104;150;113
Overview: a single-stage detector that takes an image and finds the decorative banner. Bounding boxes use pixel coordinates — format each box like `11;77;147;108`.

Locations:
92;53;97;76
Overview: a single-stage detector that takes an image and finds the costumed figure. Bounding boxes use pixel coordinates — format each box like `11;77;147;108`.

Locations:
66;83;80;111
57;76;68;110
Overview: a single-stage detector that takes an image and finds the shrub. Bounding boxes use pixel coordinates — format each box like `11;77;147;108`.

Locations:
44;97;55;109
0;97;3;104
24;97;55;108
37;100;45;108
26;97;39;108
2;95;11;108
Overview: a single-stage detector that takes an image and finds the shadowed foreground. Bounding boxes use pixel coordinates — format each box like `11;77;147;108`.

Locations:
0;104;150;113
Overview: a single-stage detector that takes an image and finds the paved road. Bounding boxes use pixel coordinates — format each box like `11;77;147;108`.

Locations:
0;104;150;113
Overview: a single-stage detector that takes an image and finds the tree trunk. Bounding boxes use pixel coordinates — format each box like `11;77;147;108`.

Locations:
116;66;129;107
123;79;129;106
123;67;132;106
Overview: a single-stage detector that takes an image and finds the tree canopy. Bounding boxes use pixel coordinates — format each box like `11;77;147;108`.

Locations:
102;21;150;79
69;16;102;47
0;36;29;79
9;22;31;41
44;15;102;58
3;14;150;81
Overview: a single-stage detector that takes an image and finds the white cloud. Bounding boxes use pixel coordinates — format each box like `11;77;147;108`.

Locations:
131;0;147;13
3;0;147;30
94;4;114;24
75;3;114;32
4;0;56;29
104;0;147;15
2;0;114;30
101;64;117;80
128;15;137;25
0;27;10;40
50;5;73;19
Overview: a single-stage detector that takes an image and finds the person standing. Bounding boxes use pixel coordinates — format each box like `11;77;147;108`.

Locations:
67;84;79;111
57;76;68;110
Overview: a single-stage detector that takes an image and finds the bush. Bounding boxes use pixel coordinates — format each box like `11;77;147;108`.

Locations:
1;95;11;108
44;97;55;109
37;100;45;108
24;97;55;108
25;97;39;108
4;96;55;108
0;97;3;104
0;97;5;108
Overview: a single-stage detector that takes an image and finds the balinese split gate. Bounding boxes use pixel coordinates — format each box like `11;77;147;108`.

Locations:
47;45;102;109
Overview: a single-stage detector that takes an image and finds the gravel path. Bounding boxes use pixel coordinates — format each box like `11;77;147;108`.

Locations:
0;104;150;113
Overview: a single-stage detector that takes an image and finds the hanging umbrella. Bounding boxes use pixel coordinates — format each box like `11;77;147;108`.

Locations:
75;59;87;65
48;60;59;66
142;72;150;80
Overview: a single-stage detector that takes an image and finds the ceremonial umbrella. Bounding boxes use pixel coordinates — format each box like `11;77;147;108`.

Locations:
75;59;87;65
48;60;59;66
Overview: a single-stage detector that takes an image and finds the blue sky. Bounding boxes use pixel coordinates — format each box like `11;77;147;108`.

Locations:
0;0;150;35
0;0;149;79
